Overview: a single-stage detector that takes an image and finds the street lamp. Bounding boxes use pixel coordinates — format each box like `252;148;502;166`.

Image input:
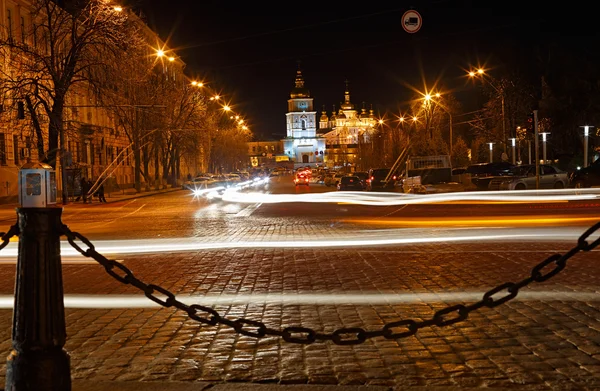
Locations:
540;132;550;164
488;142;494;163
509;138;516;165
423;93;453;154
469;68;506;153
581;126;594;167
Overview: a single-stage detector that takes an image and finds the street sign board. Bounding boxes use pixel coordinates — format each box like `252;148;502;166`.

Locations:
402;10;422;33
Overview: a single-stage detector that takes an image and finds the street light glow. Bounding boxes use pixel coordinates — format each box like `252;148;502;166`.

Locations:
113;6;123;12
168;56;175;62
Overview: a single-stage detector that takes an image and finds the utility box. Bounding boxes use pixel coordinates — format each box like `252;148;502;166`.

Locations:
19;161;57;207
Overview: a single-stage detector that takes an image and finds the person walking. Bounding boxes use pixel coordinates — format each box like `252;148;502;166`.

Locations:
76;177;88;203
87;179;94;203
97;181;107;203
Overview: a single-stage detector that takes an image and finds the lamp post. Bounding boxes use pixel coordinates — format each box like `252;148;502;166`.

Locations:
488;142;494;163
581;126;594;168
469;69;506;153
423;93;453;154
509;138;516;165
540;132;550;164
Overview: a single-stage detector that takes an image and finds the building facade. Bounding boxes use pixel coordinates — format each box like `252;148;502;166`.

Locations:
318;81;378;170
0;0;187;202
247;140;290;169
282;69;326;167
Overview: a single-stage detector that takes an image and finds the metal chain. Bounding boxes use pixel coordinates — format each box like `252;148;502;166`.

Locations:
61;221;600;345
0;223;20;252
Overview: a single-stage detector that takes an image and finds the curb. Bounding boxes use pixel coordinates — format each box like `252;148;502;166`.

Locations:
68;381;543;391
71;382;392;391
100;187;183;205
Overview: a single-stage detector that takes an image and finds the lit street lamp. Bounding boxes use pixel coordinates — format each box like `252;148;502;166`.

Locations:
469;69;506;153
540;132;550;164
581;126;594;167
423;92;453;154
509;138;516;165
488;142;494;163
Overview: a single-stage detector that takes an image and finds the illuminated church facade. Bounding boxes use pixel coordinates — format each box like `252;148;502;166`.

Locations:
281;68;378;169
282;69;326;167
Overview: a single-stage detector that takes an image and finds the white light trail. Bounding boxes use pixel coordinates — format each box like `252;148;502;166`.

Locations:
0;233;543;258
219;188;600;206
0;291;598;309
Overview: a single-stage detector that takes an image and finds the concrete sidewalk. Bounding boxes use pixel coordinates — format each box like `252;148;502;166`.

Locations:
0;186;183;210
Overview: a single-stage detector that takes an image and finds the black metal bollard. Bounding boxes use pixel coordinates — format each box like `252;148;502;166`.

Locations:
5;207;71;391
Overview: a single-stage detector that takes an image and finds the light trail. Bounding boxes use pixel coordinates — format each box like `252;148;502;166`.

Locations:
345;215;600;227
0;226;593;258
219;188;600;206
0;233;545;258
0;291;598;309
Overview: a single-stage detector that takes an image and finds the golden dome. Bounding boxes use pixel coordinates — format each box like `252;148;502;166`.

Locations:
320;110;329;122
290;69;310;99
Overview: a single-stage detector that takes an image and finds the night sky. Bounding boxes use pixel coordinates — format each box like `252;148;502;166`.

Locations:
130;0;596;140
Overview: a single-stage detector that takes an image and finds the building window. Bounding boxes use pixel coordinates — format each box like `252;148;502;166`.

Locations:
90;143;94;165
301;120;306;130
13;135;19;165
0;133;6;165
20;16;25;43
7;9;13;42
82;142;88;164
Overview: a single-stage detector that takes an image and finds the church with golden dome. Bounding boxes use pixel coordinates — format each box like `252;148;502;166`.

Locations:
281;68;378;169
317;80;378;168
282;68;327;166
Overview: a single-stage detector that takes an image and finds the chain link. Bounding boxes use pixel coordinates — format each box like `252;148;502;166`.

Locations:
57;221;600;345
0;223;20;252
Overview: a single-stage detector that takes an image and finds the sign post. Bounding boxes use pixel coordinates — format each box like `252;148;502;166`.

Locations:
402;10;422;33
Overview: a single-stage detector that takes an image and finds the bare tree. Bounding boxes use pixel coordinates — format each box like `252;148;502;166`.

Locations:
0;0;132;203
93;25;170;192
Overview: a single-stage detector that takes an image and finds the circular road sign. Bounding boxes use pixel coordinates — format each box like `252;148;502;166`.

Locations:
402;10;422;33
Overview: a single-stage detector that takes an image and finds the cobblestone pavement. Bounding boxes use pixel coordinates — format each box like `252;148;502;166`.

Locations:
1;187;600;390
1;238;600;390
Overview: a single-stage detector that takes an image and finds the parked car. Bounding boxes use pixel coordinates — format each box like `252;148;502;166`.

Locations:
366;168;397;191
489;164;569;190
465;162;515;190
324;173;344;187
570;158;600;188
353;171;369;189
337;175;364;191
182;176;214;190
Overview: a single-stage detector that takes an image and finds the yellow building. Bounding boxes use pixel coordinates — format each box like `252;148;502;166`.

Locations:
318;81;378;170
0;0;186;202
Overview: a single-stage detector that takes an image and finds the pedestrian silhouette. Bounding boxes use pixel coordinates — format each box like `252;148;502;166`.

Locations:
97;181;107;203
87;179;94;203
76;177;88;203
